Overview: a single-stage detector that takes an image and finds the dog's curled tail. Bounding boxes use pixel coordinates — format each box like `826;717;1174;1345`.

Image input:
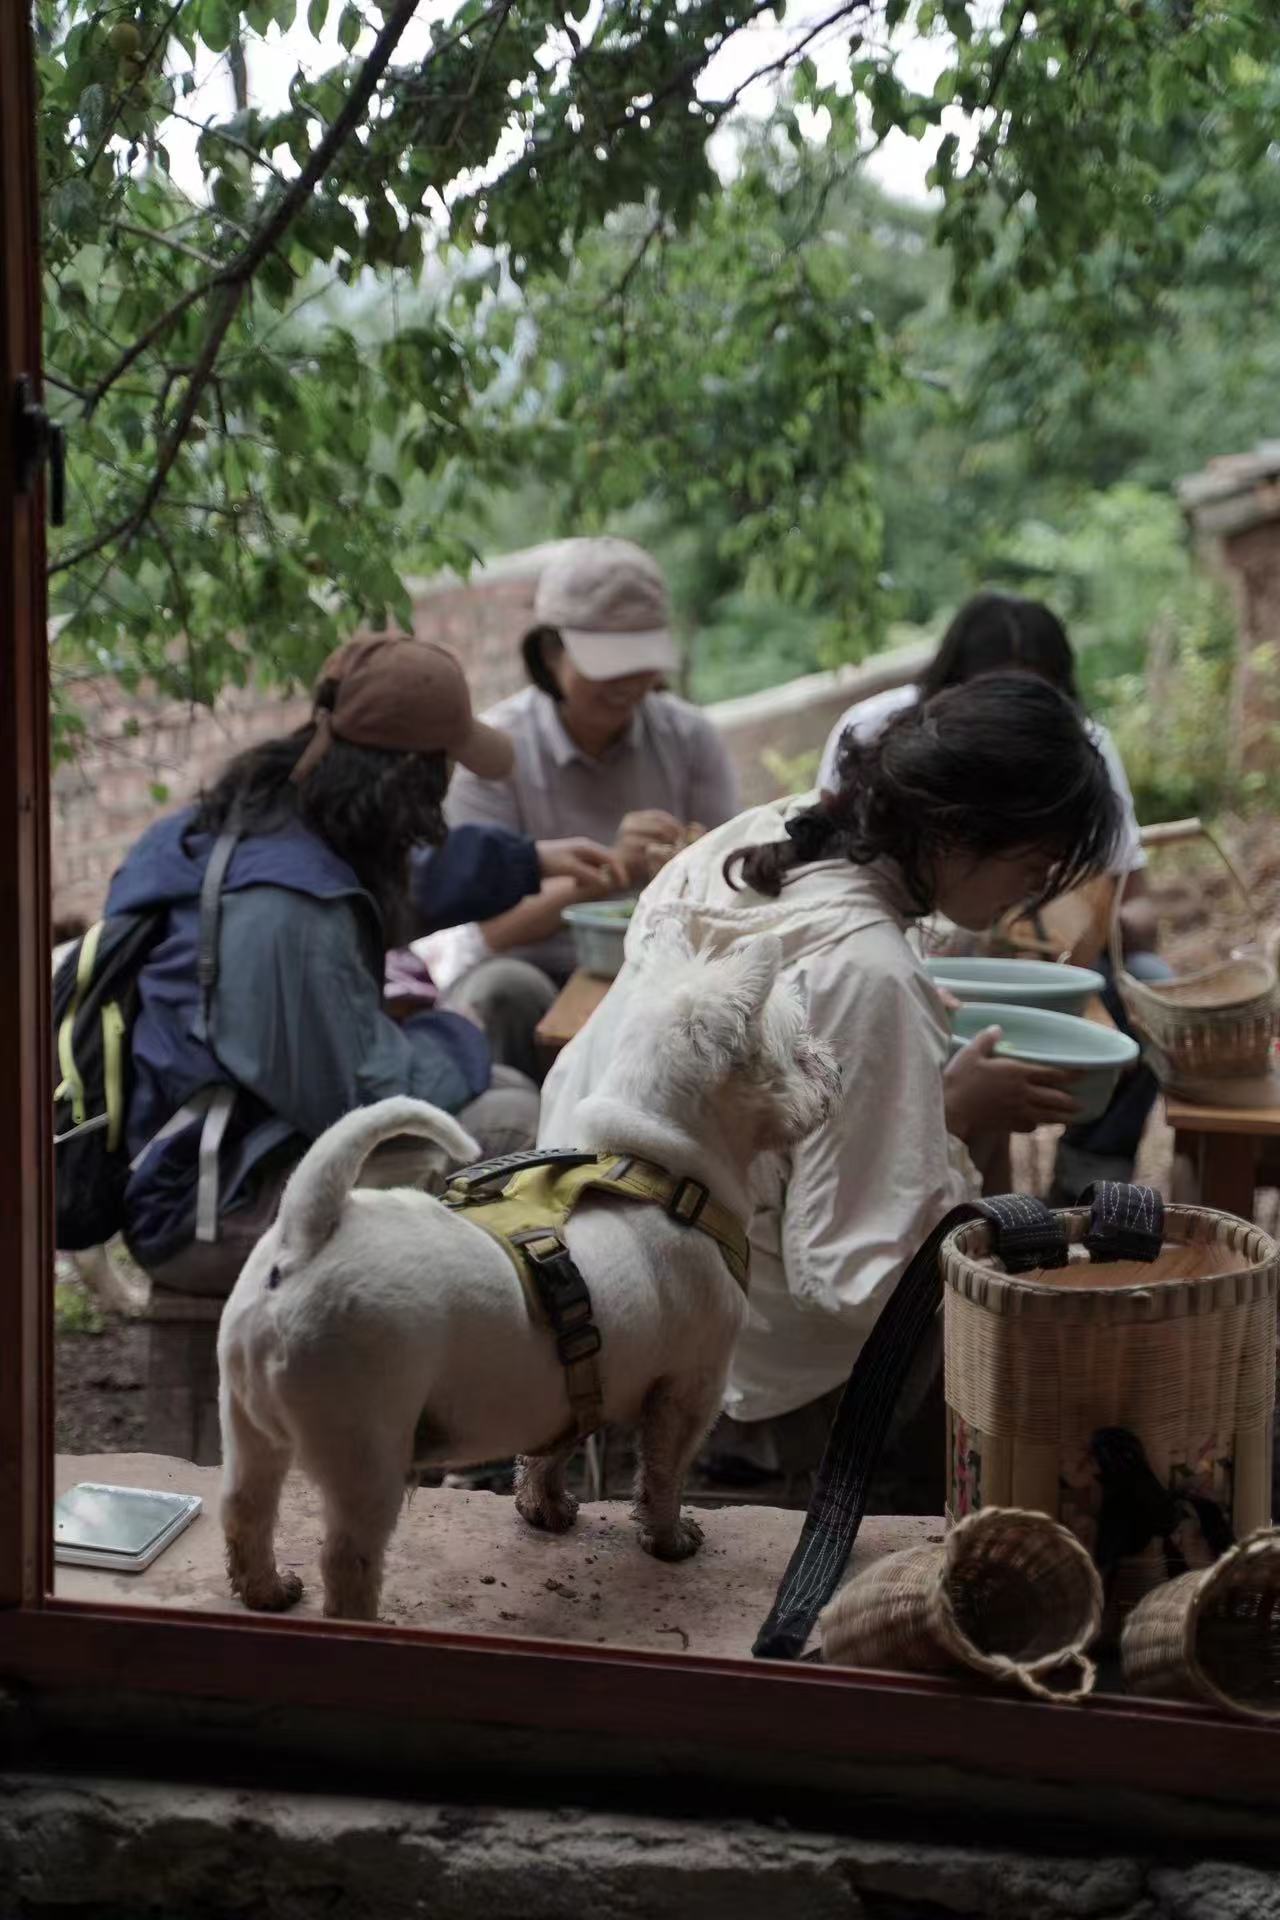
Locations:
274;1096;480;1267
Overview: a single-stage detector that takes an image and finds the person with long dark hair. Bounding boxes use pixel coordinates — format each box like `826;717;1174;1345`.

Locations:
819;589;1169;1198
541;674;1120;1493
105;635;622;1308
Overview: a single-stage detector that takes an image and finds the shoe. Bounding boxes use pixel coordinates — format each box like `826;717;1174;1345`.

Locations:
443;1462;516;1494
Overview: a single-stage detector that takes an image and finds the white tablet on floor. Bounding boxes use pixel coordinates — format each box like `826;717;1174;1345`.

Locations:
54;1482;202;1573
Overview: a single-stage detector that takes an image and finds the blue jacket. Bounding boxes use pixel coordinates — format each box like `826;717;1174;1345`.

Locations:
108;809;540;1267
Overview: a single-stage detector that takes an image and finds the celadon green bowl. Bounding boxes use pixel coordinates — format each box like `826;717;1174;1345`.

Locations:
948;1001;1140;1125
926;956;1104;1018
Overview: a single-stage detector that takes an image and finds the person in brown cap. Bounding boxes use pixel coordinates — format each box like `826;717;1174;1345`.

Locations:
97;635;623;1453
438;537;739;1076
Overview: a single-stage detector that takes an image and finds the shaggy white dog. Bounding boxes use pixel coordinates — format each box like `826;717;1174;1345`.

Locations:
217;932;839;1621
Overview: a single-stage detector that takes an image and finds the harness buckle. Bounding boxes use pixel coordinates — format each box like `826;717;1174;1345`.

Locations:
557;1323;603;1366
667;1176;709;1226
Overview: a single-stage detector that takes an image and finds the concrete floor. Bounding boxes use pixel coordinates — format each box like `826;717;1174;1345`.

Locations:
55;1452;939;1658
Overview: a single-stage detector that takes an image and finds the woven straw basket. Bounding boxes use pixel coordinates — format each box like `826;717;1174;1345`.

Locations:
820;1507;1103;1702
1121;1528;1280;1720
943;1205;1279;1632
1112;819;1280;1088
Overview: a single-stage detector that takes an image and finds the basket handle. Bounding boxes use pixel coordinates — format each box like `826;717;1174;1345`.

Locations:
1112;817;1264;982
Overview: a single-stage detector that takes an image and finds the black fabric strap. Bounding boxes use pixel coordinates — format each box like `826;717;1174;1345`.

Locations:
753;1201;984;1661
195;828;240;1039
1080;1181;1164;1264
976;1192;1068;1274
753;1192;1077;1662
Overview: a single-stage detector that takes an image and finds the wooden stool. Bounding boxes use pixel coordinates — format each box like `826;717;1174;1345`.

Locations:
1165;1094;1280;1223
143;1289;225;1466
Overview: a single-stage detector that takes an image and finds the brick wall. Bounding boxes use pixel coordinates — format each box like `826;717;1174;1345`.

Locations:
50;545;924;925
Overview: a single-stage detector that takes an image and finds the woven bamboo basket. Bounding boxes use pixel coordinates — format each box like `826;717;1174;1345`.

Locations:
1121;1528;1280;1719
820;1507;1102;1702
943;1205;1279;1633
1111;819;1280;1088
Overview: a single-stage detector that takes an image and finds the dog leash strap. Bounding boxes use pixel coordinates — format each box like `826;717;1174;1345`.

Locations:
753;1201;985;1660
754;1192;1072;1661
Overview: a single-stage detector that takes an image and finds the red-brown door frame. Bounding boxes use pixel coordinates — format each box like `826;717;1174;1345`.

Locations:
1;0;54;1617
4;4;1280;1828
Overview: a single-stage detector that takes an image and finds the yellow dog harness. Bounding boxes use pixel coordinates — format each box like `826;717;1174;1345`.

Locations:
440;1148;750;1441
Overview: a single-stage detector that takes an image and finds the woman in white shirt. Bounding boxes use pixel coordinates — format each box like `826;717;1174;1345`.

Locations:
540;674;1120;1492
820;591;1168;1203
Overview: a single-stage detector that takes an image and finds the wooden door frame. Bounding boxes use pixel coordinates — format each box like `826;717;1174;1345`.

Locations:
4;5;1280;1835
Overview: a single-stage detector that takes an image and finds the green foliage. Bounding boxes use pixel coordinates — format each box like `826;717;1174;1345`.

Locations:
54;1279;106;1336
493;100;895;656
1100;583;1244;825
38;0;1280;744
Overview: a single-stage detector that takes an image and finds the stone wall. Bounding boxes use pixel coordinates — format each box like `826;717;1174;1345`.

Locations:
1;1774;1276;1918
50;541;925;926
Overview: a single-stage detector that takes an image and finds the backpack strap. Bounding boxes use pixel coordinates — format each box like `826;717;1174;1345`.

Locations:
190;828;240;1243
195;828;241;1041
55;922;103;1126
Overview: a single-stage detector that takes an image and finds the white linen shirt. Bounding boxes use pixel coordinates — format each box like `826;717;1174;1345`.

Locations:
538;797;978;1423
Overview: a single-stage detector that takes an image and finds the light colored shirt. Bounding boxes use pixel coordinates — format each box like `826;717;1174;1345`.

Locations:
818;683;1146;876
539;797;979;1423
444;685;740;980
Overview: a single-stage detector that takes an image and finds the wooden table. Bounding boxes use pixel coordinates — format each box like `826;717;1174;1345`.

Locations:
535;968;611;1063
1165;1093;1280;1221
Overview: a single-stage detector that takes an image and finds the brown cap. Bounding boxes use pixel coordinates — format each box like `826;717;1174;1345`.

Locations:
290;635;513;787
531;537;678;680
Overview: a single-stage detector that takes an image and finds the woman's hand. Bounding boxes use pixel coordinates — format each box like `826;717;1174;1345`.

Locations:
536;837;628;898
614;808;683;886
943;1024;1082;1138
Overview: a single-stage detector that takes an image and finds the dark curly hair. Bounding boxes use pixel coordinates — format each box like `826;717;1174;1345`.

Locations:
725;673;1119;914
193;677;449;939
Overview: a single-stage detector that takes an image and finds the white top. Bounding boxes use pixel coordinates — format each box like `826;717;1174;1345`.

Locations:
538;797;978;1423
817;683;1146;876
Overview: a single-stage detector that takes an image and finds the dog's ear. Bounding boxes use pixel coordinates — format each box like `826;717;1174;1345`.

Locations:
725;933;783;1023
679;934;783;1073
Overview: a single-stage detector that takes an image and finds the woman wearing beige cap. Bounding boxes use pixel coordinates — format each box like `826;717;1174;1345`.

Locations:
93;635;622;1334
441;536;740;1076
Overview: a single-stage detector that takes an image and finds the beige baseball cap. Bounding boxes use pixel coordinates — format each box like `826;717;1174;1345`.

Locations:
531;537;678;680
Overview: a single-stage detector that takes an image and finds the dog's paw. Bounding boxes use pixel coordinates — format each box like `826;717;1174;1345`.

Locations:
238;1568;304;1612
515;1485;579;1535
637;1512;704;1562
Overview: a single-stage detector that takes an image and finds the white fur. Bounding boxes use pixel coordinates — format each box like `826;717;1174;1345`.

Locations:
216;934;839;1621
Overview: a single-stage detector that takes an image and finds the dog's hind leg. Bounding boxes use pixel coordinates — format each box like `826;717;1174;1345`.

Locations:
514;1443;579;1534
633;1372;720;1562
312;1439;406;1622
220;1385;303;1612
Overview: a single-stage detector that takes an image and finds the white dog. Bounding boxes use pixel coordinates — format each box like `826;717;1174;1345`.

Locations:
217;933;839;1621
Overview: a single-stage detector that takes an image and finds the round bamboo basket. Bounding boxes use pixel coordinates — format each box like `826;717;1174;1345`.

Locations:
942;1204;1279;1633
1121;1528;1280;1719
1111;820;1280;1087
820;1507;1102;1702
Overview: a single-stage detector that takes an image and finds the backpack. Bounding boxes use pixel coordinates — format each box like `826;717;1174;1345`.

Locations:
53;830;239;1251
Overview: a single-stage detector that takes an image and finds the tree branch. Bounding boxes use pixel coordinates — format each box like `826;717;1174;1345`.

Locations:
53;0;427;582
117;220;219;269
